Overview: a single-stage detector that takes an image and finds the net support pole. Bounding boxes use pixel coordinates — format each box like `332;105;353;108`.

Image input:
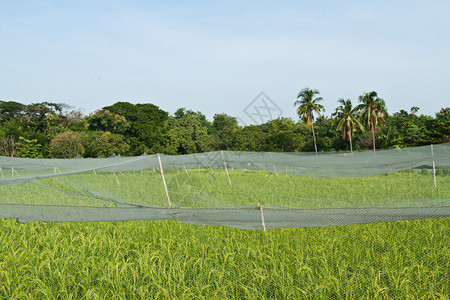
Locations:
158;154;172;207
409;163;411;178
113;172;120;186
11;168;19;176
431;144;436;188
93;170;97;175
432;161;437;188
0;167;4;179
221;151;232;187
258;203;266;231
183;165;190;177
224;162;232;187
273;164;279;177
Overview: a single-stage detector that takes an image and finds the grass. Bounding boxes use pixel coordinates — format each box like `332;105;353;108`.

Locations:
0;170;449;299
2;168;449;209
0;218;449;299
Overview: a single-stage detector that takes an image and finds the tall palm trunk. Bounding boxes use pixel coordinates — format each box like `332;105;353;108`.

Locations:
311;122;318;154
348;127;353;153
371;122;376;152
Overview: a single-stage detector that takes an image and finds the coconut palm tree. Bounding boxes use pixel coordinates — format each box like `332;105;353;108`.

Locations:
332;99;364;153
356;91;387;152
294;88;324;153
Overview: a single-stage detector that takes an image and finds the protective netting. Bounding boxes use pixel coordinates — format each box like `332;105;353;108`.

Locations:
1;144;449;229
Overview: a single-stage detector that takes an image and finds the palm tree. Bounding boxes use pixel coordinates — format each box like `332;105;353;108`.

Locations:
332;99;364;153
356;91;387;152
294;88;324;153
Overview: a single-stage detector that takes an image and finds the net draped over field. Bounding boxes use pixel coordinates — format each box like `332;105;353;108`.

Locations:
1;143;449;229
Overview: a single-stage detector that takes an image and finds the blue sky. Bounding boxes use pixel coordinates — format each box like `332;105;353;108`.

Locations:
1;0;449;124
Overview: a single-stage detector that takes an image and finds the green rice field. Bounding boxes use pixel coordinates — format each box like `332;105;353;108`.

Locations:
0;170;449;299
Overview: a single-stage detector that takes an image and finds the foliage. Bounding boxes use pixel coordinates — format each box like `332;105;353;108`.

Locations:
0;136;18;157
86;109;130;134
294;88;325;153
160;114;210;155
356;91;387;151
209;113;239;150
103;102;168;151
84;131;130;158
332;99;364;152
49;131;87;158
1;98;449;157
17;136;44;158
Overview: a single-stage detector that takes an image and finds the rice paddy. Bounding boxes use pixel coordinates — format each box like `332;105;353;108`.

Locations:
0;170;449;299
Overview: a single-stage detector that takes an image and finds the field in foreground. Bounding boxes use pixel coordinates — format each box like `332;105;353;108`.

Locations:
0;217;449;299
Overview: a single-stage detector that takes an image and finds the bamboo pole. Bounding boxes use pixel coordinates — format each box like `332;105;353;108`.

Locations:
224;162;232;186
11;168;19;176
113;172;120;186
258;203;266;231
273;164;278;178
0;167;4;179
158;154;172;206
433;161;437;188
183;165;190;177
431;144;436;187
221;151;232;186
93;170;97;175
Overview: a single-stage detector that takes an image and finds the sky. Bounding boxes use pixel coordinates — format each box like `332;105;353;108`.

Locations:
1;0;449;125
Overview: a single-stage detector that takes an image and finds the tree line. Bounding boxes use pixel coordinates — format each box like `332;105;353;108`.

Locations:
0;90;449;158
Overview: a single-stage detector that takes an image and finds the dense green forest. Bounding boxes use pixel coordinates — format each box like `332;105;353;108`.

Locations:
0;89;449;158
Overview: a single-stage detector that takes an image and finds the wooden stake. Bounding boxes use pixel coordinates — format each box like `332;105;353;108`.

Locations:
273;164;279;177
409;164;411;178
113;172;120;186
183;165;190;177
158;154;172;206
0;167;4;179
198;165;200;175
224;162;232;186
221;150;231;186
93;170;97;175
258;203;266;231
431;144;436;187
433;161;437;188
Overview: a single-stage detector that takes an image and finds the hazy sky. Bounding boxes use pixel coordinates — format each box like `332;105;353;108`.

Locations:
1;0;449;124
